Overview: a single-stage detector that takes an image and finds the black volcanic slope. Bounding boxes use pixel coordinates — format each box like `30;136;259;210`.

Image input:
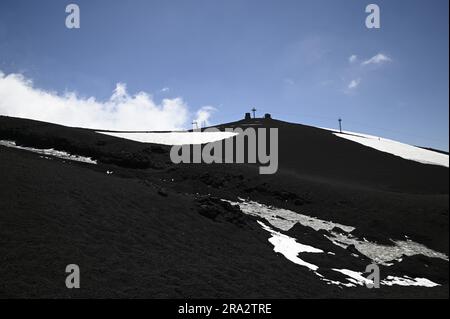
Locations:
0;115;448;298
213;118;448;194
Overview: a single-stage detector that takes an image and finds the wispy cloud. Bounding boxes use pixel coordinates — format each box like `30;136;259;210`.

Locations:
361;53;392;66
160;87;170;93
0;71;215;131
349;54;358;63
348;79;361;89
341;53;392;93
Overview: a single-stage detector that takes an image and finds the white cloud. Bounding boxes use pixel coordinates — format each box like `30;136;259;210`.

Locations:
160;87;170;93
348;79;361;89
194;106;216;128
361;53;392;66
349;55;357;63
0;71;215;131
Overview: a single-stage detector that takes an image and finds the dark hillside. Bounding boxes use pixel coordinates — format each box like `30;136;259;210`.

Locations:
0;115;448;298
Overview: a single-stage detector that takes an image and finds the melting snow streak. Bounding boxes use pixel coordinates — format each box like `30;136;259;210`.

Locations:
258;221;323;272
0;140;97;164
227;198;447;288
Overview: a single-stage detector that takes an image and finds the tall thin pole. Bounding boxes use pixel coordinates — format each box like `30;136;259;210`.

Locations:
192;121;198;130
338;118;342;133
251;107;257;119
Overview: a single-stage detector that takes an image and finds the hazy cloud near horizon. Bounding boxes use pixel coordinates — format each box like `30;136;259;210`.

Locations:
0;71;215;131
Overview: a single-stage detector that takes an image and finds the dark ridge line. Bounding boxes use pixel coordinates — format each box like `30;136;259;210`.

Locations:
94;129;188;133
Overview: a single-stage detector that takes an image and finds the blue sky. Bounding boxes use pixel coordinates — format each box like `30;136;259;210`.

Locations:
0;0;448;150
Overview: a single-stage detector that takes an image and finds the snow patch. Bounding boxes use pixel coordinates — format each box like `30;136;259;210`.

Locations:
332;268;373;286
0;140;97;164
326;233;449;265
228;198;448;265
226;198;354;232
330;269;440;288
227;198;447;288
381;275;439;287
97;131;237;145
258;221;323;272
329;130;448;168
